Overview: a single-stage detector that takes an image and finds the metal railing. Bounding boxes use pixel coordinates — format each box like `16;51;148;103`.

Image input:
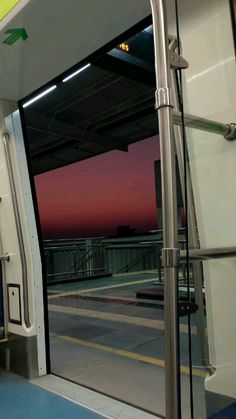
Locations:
44;235;190;282
44;240;107;282
117;243;161;274
173;111;236;141
180;246;236;261
66;240;105;279
47;266;106;280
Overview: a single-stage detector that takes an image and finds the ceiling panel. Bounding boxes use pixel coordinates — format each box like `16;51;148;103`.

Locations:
0;0;150;101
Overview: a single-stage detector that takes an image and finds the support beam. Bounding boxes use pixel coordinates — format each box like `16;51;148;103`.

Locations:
26;112;128;153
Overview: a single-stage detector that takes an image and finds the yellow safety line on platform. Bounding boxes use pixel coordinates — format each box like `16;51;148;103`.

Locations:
48;304;197;335
52;332;207;378
48;278;158;300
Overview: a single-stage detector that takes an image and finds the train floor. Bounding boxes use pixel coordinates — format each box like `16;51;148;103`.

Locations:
0;271;233;418
0;371;106;419
0;371;234;419
48;272;207;419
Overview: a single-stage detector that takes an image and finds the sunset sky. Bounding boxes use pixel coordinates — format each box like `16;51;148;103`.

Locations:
34;136;160;239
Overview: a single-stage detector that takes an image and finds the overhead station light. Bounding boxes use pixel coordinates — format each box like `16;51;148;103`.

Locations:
62;63;91;82
118;43;130;52
23;85;57;108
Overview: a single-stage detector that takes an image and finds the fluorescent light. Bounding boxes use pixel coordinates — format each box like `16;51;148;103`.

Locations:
23;85;57;108
63;63;91;82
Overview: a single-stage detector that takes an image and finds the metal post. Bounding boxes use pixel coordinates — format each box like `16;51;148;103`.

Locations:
150;1;180;418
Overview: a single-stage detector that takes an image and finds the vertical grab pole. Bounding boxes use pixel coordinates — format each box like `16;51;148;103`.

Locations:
150;1;181;418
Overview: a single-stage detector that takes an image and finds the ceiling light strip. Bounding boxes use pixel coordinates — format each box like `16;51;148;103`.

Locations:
62;63;91;82
23;85;57;108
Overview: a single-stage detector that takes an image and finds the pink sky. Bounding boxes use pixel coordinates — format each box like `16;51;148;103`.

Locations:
34;136;160;238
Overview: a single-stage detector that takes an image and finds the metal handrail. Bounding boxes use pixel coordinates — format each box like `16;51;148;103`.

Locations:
45;244;103;250
106;244;158;249
0;253;10;261
173;111;236;141
115;239;185;276
151;0;180;417
62;240;103;278
117;244;161;274
3;133;31;328
72;243;97;272
180;246;236;261
47;266;106;278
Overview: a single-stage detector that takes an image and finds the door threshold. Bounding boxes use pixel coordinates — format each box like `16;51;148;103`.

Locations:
31;374;162;419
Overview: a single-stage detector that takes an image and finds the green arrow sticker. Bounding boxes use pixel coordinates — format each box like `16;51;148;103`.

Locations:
3;28;28;45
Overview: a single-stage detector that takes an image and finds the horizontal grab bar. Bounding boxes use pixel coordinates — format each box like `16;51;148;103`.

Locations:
180;246;236;261
0;253;10;262
173;111;236;141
